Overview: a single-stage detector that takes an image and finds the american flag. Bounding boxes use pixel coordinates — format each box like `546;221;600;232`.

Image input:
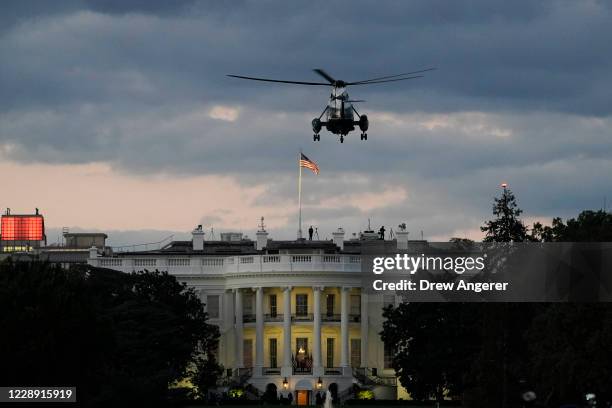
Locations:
299;153;320;175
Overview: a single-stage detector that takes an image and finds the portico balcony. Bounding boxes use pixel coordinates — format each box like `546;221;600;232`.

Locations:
91;253;362;275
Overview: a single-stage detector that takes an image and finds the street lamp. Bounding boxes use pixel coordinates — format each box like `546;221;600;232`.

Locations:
283;378;289;390
316;377;323;389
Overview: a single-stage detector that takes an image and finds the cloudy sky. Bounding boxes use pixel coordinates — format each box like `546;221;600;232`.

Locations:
1;0;611;246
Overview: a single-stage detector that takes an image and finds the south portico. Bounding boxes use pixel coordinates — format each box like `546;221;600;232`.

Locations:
230;284;366;394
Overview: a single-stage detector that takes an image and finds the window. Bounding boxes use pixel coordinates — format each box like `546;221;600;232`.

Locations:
244;293;254;315
350;339;361;368
207;295;220;319
244;339;253;368
383;294;395;308
326;338;335;367
269;338;278;368
296;294;308;316
269;294;277;317
295;338;310;373
326;294;335;316
383;344;394;369
350;295;361;315
296;337;309;355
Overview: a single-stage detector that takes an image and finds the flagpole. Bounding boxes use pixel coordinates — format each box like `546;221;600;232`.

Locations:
297;150;303;239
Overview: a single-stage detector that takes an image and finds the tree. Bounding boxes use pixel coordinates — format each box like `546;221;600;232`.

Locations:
190;351;224;399
527;303;612;405
481;187;529;242
531;210;612;242
0;261;221;406
527;211;612;404
381;302;484;401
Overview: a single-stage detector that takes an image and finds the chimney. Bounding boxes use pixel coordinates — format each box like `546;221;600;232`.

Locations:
396;229;410;250
192;225;205;251
255;217;268;251
332;228;345;251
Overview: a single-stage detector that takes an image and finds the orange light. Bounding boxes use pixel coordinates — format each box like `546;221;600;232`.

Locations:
1;215;45;241
501;183;508;189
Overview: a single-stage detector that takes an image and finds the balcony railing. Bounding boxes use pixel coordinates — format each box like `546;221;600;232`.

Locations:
349;313;361;323
264;313;283;322
263;367;281;375
292;313;313;322
324;367;343;375
90;253;362;275
322;313;340;322
293;366;312;375
243;313;360;323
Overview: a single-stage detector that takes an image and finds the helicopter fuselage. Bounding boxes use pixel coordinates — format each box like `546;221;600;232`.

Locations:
325;87;355;134
311;86;368;142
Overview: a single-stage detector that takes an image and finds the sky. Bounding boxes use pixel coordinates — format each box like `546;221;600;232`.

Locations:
1;0;611;246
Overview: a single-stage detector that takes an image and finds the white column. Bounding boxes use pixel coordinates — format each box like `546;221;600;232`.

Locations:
281;286;293;377
313;286;323;375
360;291;368;368
235;289;244;368
255;287;264;376
340;287;350;372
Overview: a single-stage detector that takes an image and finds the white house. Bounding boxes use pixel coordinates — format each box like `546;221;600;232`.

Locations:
88;224;415;404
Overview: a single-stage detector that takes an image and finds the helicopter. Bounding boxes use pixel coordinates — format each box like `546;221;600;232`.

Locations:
227;68;434;143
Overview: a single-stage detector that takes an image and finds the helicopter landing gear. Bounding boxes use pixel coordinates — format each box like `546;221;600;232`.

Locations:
360;132;367;141
313;134;320;141
340;135;344;143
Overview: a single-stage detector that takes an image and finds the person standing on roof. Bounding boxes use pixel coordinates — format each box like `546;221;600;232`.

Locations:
379;226;386;240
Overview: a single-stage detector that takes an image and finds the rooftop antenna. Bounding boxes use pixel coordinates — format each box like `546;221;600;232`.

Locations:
421;230;424;240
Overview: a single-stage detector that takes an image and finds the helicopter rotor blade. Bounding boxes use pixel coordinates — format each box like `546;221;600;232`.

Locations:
347;68;435;85
349;75;424;85
318;106;329;120
313;69;337;84
345;100;366;103
227;74;329;86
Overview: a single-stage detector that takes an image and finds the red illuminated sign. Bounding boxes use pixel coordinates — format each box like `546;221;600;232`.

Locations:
1;215;45;241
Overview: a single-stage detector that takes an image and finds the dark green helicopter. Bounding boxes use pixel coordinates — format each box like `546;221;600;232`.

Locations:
228;68;434;143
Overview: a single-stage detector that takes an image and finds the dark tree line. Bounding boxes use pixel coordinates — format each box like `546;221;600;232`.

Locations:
0;262;221;407
382;187;612;407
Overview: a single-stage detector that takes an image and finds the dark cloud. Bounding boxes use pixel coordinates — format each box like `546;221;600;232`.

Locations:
1;0;611;239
